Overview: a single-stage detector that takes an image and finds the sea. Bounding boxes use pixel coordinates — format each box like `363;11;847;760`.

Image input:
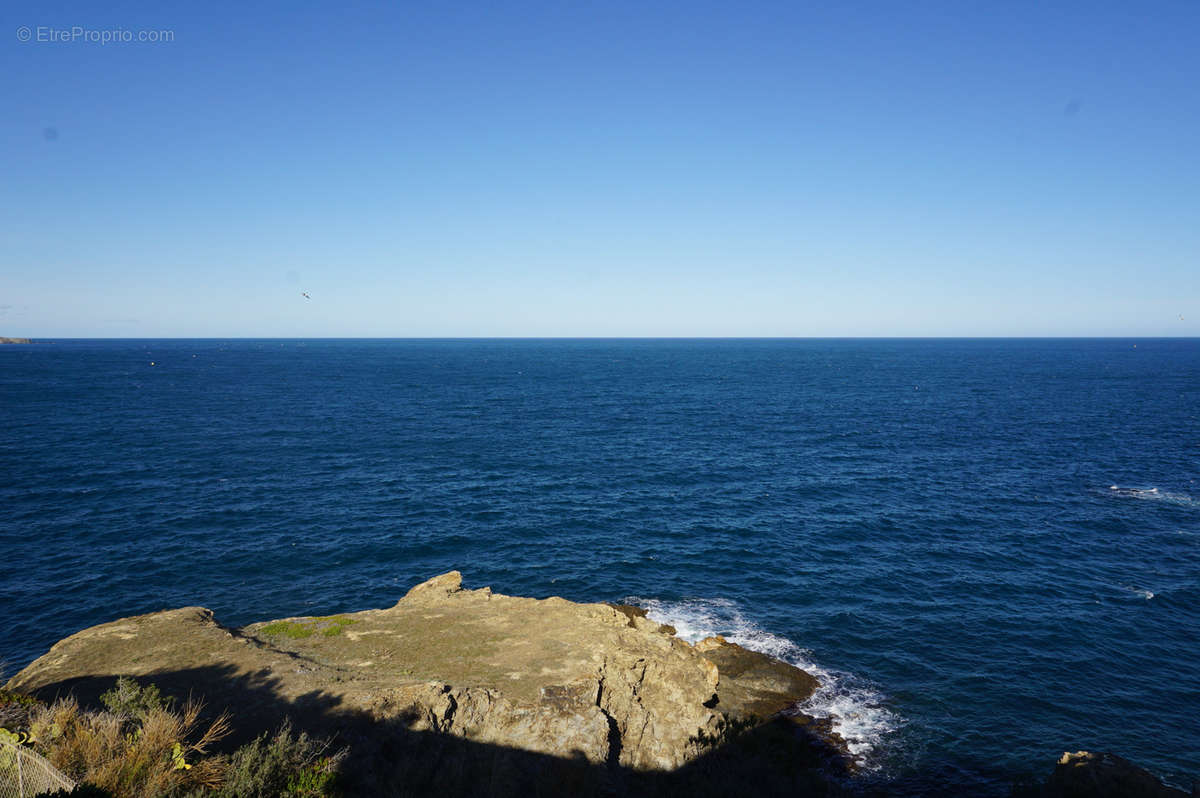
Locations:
1;338;1197;794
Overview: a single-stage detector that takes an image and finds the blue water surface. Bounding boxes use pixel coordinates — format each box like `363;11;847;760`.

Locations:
1;339;1197;793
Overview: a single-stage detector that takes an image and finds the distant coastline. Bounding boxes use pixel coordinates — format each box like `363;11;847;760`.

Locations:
0;337;32;344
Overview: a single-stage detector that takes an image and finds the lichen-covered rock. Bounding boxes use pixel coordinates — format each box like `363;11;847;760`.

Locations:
6;572;823;771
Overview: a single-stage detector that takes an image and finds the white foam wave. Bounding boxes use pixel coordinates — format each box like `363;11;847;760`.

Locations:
1108;485;1197;506
1110;484;1159;496
627;595;899;762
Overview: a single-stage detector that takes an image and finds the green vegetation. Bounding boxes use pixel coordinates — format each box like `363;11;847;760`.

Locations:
196;721;340;798
259;622;314;640
260;616;357;641
24;679;229;797
0;686;39;729
0;679;341;798
100;678;169;720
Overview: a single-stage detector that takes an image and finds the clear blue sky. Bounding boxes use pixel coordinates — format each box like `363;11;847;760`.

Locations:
2;1;1197;336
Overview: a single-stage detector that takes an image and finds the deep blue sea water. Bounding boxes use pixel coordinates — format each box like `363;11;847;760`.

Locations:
2;339;1197;793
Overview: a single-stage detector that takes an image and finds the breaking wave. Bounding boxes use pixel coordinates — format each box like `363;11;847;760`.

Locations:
1108;485;1197;507
627;595;900;764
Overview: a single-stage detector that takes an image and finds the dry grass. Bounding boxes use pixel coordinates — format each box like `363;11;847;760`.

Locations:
27;691;231;798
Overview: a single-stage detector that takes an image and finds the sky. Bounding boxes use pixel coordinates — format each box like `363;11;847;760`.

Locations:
2;1;1198;337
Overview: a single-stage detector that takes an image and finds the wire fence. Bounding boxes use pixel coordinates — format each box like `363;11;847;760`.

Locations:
0;739;75;798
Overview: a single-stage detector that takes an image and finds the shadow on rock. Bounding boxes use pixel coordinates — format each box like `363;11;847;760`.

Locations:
24;666;859;797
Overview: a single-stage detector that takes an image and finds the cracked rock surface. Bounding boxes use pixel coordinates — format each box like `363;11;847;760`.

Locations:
7;571;821;771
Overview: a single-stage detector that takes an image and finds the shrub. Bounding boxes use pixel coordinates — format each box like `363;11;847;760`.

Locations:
99;678;168;722
7;678;343;798
27;690;230;798
208;720;342;798
0;687;41;730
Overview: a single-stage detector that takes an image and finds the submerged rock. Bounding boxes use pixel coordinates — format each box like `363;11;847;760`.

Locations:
1033;751;1190;798
6;572;827;772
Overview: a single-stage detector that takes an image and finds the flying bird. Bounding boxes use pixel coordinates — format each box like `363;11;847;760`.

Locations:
302;292;311;300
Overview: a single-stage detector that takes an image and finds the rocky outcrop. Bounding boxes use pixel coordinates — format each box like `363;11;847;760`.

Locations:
0;337;31;344
1036;751;1191;798
6;572;824;772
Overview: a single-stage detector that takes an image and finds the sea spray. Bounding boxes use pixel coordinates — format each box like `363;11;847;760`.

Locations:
629;595;900;765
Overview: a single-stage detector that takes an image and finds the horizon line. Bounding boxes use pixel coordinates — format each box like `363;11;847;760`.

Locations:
8;335;1199;341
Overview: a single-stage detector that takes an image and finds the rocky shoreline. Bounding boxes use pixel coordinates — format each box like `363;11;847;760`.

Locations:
7;573;846;782
5;572;1191;796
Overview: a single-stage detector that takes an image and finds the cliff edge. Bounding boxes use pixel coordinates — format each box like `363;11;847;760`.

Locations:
6;572;828;773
